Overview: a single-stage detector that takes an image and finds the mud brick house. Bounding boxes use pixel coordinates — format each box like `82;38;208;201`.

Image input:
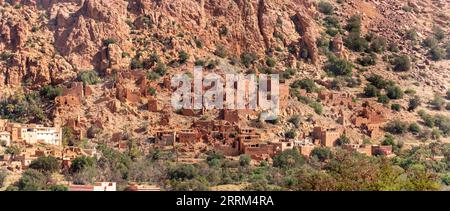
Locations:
342;144;373;156
116;84;141;104
155;130;176;146
214;141;240;156
55;82;91;107
177;129;201;143
312;126;342;147
294;139;315;156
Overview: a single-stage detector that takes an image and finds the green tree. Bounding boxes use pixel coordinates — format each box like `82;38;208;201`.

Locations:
70;156;96;174
364;84;379;97
386;85;404;99
392;55;411;72
17;169;48;191
239;155;251;167
273;149;305;168
311;147;332;162
29;156;60;173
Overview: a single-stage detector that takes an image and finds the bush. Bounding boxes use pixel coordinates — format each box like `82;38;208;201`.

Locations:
318;1;334;15
335;134;350;146
154;62;167;76
265;57;276;67
70;156;96;174
288;115;301;127
29;156;60;173
392;55;411;72
433;26;445;40
386;85;404;99
103;38;116;46
273;149;305;168
311;147;332;162
345;33;368;52
241;52;259;68
430;94;445;110
367;74;389;89
423;37;438;48
49;184;68;191
178;51;190;64
325;56;353;76
17;169;48;191
408;95;421;111
291;78;317;93
364;84;379;97
239;155;251;167
214;45;228;58
345;15;362;33
77;70;100;85
357;53;376;66
39;85;62;100
429;46;446;61
285;130;297;139
447;90;450;100
391;103;401;111
370;36;387;53
406;29;418;41
377;94;390;104
310;102;323;115
409;123;421;134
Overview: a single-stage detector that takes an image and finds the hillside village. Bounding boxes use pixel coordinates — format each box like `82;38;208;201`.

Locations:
0;0;449;191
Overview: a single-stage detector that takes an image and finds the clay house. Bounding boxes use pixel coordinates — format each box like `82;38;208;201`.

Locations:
294;138;315;156
116;85;141;105
177;129;201;143
242;142;277;161
312;126;342;147
214;141;240;156
55;82;91;108
155;130;176;146
342;144;372;156
126;183;161;191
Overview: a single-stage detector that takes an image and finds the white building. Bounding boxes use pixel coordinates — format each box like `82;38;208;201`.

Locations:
0;131;11;146
20;124;62;146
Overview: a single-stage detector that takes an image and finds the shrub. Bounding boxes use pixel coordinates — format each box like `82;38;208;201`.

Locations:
386;85;404;99
392;55;411;72
288;115;301;127
357;53;376;66
405;88;416;95
49;184;68;191
29;156;60;173
345;32;368;52
391;103;401;111
309;102;323;115
70;156;96;174
423;37;438;48
131;58;143;69
291;78;317;93
325;56;353;76
408;95;421;111
388;42;400;52
408;123;421;134
0;170;7;188
405;29;418;41
311;147;332;161
364;84;379;97
39;85;62;100
241;52;259;68
447;90;450;100
273;149;305;168
265;57;276;67
429;46;446;61
335;134;350;146
377;94;390;104
214;45;228;58
367;74;389;89
370;36;387;53
219;25;229;36
178;51;189;64
17;169;48;191
77;70;100;85
318;1;334;15
345;15;362;33
285;130;297;139
103;38;116;46
430;94;445;110
154;62;167;76
324;16;340;28
432;26;445;40
239;155;251;167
